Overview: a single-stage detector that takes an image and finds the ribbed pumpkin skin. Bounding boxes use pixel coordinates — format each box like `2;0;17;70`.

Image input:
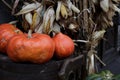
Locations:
7;33;55;64
53;33;74;59
0;24;23;53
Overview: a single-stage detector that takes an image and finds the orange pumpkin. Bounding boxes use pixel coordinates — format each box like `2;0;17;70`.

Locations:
0;23;23;53
7;33;55;64
53;32;74;59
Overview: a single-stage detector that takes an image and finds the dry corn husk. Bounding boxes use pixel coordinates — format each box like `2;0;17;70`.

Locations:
112;0;119;3
92;0;98;4
68;23;78;32
100;0;109;12
87;50;95;74
16;2;41;15
60;3;68;19
31;12;38;30
35;5;43;16
56;1;62;21
52;22;61;33
87;30;106;74
71;4;80;13
92;30;106;40
67;0;80;13
42;7;55;34
35;23;44;33
94;0;120;30
112;4;120;13
12;0;20;14
25;13;33;25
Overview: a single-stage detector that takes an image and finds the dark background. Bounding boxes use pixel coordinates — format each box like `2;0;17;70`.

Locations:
0;0;15;24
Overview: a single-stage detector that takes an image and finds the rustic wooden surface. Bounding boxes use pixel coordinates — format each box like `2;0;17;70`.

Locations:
98;23;120;75
99;52;120;75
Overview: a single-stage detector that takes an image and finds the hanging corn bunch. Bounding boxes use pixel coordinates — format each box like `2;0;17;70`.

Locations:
2;0;120;77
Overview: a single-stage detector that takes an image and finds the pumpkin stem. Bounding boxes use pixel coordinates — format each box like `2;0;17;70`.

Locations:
28;29;32;39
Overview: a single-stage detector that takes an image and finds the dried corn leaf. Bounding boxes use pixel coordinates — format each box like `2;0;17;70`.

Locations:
25;12;32;25
12;0;20;14
35;4;43;17
60;3;68;19
92;0;98;4
67;0;80;13
35;23;44;33
16;2;41;15
31;12;38;30
43;7;55;34
52;22;61;33
92;30;106;41
100;0;109;12
68;23;79;32
56;1;62;21
112;4;120;14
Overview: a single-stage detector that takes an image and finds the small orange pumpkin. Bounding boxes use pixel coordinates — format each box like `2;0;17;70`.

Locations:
53;32;74;59
7;33;55;64
0;23;23;53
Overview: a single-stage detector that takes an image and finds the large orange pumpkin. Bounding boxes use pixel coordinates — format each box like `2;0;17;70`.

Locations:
0;23;23;53
7;33;55;64
53;32;75;59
